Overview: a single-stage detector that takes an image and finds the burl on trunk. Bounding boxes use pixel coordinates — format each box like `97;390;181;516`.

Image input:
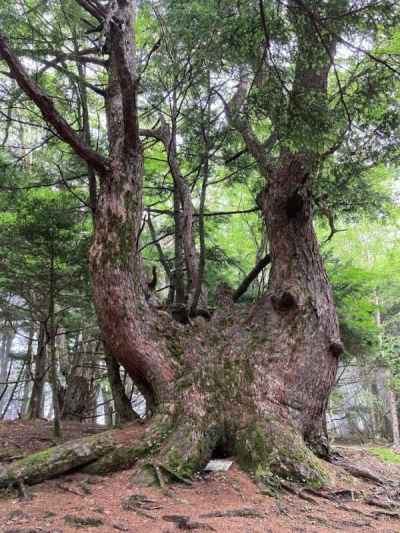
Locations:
0;0;344;488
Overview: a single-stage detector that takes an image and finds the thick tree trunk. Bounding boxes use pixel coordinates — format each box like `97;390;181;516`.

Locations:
61;375;92;421
89;0;176;410
260;153;342;440
0;0;345;489
90;170;176;408
87;1;342;486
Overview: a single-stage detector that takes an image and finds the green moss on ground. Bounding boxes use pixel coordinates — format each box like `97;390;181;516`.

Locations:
369;447;400;464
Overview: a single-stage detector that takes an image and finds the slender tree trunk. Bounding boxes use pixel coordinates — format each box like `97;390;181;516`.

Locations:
374;291;398;446
49;250;62;439
27;322;47;419
1;361;25;420
0;330;14;413
191;76;211;316
105;352;138;424
147;214;174;304
21;325;34;417
166;92;199;309
60;332;96;421
173;181;186;308
389;388;400;450
101;385;114;427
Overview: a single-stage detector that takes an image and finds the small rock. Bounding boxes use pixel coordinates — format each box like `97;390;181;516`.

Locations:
7;510;28;521
162;516;215;531
64;514;104;528
204;460;233;472
78;482;92;495
121;494;161;511
113;524;129;532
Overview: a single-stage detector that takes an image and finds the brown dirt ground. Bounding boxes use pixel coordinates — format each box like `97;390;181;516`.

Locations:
1;420;400;533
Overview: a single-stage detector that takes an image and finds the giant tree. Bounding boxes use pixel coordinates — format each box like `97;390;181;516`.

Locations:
0;0;399;487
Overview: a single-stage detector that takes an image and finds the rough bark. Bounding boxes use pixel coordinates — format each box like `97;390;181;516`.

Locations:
259;151;342;448
0;433;115;488
60;375;92;421
389;388;400;450
88;0;176;409
0;330;14;413
105;352;138;423
27;322;47;419
0;0;347;489
59;333;97;421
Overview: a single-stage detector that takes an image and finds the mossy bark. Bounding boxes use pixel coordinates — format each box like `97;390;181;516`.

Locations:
0;433;115;487
0;0;342;493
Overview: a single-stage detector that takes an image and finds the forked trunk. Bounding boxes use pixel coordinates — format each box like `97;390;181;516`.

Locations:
0;0;345;488
89;163;176;408
86;2;342;485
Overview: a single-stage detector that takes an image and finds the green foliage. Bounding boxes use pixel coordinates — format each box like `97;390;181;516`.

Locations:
0;0;399;350
0;157;92;333
328;259;379;359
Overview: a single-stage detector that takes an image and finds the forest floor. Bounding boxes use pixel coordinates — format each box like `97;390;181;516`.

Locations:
0;420;400;533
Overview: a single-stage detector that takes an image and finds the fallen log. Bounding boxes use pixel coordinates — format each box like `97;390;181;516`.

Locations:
0;433;116;488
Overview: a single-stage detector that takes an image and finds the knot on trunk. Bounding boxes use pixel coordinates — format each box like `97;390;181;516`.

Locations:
272;290;298;312
329;340;344;358
285;191;304;219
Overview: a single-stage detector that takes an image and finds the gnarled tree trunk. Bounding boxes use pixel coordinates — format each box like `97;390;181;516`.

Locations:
0;0;345;488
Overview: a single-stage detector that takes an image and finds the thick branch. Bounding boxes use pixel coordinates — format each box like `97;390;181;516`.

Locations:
218;80;275;177
108;1;140;156
147;214;172;280
18;47;107;67
148;115;199;300
233;254;271;301
0;32;108;176
75;0;106;22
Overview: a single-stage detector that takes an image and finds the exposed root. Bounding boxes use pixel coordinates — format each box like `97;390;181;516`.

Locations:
129;418;217;486
235;418;331;488
200;508;265;518
335;460;387;485
0;415;332;491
